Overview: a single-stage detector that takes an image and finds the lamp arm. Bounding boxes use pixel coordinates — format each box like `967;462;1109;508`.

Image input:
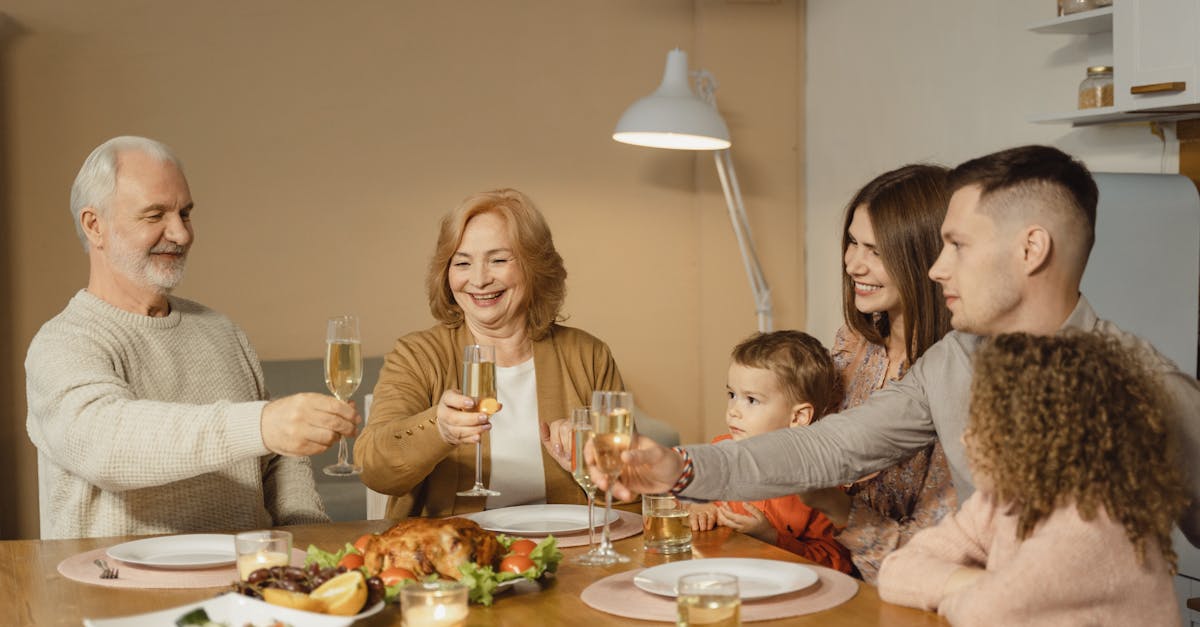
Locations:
713;149;773;332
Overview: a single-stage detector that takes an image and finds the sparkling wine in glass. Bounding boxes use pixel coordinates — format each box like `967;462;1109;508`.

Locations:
323;315;363;476
589;390;634;565
569;406;605;565
457;344;500;497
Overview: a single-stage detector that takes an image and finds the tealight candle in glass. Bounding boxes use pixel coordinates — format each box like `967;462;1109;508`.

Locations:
234;530;292;580
677;572;740;627
401;581;469;627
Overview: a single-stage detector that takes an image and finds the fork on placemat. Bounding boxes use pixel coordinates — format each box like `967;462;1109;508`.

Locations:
93;558;118;579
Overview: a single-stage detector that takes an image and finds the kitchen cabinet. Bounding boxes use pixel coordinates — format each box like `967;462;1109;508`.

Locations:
1028;0;1200;125
1084;174;1200;627
1116;0;1200;109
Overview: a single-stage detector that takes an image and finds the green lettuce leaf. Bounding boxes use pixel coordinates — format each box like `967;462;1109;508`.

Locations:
528;536;562;574
457;562;501;605
304;542;356;570
306;535;563;607
455;535;563;605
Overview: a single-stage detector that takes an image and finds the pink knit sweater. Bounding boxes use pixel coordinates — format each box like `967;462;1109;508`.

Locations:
877;491;1179;626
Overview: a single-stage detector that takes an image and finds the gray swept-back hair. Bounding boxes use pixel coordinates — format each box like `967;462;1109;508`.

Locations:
69;136;183;251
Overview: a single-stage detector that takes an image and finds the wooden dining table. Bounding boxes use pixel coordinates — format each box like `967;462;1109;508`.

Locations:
5;518;947;626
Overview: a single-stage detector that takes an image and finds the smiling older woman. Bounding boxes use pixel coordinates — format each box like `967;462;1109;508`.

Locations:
355;188;625;519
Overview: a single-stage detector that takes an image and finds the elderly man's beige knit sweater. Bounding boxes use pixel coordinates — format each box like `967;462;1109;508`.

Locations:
26;290;327;539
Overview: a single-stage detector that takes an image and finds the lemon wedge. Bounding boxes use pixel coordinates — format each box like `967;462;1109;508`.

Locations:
310;570;368;616
262;588;325;613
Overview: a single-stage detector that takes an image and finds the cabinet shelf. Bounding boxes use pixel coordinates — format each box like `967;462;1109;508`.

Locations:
1027;7;1113;34
1028;106;1124;125
1028;104;1200;126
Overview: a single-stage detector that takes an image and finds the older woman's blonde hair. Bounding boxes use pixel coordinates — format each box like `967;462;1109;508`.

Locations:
426;188;566;341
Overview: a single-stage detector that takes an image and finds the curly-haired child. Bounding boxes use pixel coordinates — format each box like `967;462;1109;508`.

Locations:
878;332;1185;625
687;330;853;573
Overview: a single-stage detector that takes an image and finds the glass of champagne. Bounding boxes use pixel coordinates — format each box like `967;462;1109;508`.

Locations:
323;315;362;476
457;344;500;497
589;390;634;565
569;406;605;565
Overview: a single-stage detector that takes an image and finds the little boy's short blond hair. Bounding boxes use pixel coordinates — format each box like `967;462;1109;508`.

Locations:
731;330;838;418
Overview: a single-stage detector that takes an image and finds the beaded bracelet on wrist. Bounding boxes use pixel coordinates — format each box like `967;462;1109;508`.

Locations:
669;446;695;495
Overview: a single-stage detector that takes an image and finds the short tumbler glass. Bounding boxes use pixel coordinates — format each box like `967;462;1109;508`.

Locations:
642;494;692;554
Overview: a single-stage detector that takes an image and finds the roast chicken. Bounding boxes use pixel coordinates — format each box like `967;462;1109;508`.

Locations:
361;517;502;580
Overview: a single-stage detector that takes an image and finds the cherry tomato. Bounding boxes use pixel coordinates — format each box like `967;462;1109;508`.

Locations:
337;552;364;570
353;533;374;553
378;567;417;587
499;555;535;575
507;539;538;557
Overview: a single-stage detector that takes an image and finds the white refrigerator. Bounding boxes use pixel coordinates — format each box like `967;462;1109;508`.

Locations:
1083;173;1199;625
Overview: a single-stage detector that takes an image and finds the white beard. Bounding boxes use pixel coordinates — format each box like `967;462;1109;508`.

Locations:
107;235;188;293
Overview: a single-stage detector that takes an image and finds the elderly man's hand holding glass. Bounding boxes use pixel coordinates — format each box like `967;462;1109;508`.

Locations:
259;394;359;457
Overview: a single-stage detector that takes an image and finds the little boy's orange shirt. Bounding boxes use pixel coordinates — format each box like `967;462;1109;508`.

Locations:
712;433;853;574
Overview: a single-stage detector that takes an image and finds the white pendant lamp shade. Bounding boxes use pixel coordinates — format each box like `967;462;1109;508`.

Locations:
613;49;731;151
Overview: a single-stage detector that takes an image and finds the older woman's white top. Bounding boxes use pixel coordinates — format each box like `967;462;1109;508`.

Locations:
485;358;545;508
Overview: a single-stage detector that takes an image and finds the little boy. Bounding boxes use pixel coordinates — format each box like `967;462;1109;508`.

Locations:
688;330;853;573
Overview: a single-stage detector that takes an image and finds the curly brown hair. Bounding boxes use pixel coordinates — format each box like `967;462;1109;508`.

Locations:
968;332;1186;572
731;330;839;419
426;188;566;341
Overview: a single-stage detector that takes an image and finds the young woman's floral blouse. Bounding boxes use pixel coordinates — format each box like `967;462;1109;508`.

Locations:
830;326;957;584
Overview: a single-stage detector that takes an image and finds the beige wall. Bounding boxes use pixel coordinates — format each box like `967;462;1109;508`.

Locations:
0;1;805;539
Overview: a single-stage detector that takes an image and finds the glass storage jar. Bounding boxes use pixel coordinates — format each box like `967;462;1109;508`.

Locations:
1078;66;1114;109
1061;0;1098;15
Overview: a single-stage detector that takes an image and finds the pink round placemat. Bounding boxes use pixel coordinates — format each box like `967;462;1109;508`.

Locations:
532;509;642;548
580;564;859;622
58;546;307;589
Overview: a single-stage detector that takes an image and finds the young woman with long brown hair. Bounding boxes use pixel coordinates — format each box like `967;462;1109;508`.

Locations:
803;164;957;582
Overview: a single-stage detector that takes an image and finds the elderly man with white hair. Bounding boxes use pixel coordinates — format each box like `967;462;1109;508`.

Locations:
25;136;359;539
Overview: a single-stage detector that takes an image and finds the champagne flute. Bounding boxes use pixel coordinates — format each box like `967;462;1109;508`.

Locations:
323;315;363;476
589;390;634;564
569;406;604;565
457;344;500;497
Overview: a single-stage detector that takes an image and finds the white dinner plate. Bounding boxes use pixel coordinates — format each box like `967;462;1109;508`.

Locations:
460;504;617;535
106;533;237;569
633;558;819;600
83;592;384;627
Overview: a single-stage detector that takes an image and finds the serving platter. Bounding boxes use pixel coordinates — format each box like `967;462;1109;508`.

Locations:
83;592;384;627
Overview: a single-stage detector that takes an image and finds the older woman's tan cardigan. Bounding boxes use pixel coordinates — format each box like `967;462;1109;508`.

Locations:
355;323;624;520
